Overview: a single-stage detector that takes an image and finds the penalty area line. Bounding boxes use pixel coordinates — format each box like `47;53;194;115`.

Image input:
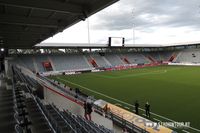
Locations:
57;77;200;132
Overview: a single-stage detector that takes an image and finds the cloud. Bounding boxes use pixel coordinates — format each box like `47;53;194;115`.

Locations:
91;0;200;30
44;0;200;45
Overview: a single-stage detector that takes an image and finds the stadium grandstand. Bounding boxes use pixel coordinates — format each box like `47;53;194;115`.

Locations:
0;0;200;133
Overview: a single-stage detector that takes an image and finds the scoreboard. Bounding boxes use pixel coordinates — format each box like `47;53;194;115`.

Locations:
108;37;125;47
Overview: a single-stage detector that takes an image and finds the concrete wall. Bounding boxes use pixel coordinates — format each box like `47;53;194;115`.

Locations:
43;85;114;130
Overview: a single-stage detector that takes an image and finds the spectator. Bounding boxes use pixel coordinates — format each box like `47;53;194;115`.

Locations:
83;101;88;120
83;101;93;121
75;88;80;94
86;102;93;121
122;128;128;133
103;104;110;117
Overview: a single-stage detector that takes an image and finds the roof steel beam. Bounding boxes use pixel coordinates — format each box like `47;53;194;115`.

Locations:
0;0;83;15
0;14;68;28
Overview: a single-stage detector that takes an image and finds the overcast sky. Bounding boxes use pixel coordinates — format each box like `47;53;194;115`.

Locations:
43;0;200;46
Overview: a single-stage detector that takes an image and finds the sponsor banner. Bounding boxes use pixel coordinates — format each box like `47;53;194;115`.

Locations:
169;62;200;66
91;69;104;72
41;68;94;76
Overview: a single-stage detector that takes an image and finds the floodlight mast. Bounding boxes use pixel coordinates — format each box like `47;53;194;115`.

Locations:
87;18;91;44
132;8;135;45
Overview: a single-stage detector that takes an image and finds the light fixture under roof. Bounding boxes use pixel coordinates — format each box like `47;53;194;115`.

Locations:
1;48;4;52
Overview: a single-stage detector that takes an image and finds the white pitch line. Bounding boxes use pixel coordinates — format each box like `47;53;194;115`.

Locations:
93;69;168;79
182;130;190;133
153;118;161;122
57;77;200;132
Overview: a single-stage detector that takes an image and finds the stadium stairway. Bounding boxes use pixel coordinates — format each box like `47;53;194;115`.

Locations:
168;52;177;62
172;51;182;62
0;78;16;133
47;56;56;71
83;55;93;68
116;55;125;65
102;56;112;66
147;55;157;63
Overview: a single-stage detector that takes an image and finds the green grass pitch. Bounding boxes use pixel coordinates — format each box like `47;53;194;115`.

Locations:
49;66;200;132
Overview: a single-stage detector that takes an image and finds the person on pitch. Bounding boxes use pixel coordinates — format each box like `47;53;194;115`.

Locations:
134;100;139;115
145;101;150;118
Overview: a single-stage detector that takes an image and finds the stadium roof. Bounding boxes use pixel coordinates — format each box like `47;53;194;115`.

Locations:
0;0;118;49
36;41;200;49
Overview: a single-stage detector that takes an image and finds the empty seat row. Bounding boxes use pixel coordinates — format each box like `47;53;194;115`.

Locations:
11;52;174;73
61;110;113;133
0;79;16;133
13;77;54;133
37;99;75;133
